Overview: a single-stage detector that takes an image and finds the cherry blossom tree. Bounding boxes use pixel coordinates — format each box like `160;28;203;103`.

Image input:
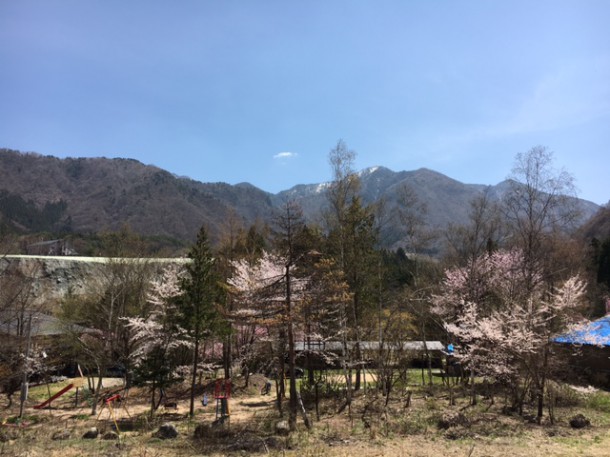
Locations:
124;264;189;414
433;249;587;422
228;251;293;410
229;246;312;429
227;251;284;384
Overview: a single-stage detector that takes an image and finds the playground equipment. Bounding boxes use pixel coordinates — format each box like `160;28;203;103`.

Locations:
214;379;231;424
33;383;74;409
97;391;130;434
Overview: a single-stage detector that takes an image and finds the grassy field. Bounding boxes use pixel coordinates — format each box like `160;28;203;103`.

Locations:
1;372;610;456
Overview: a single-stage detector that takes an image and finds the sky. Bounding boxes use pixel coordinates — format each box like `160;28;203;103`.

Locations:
1;1;609;204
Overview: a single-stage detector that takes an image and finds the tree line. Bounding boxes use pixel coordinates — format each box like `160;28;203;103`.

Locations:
1;142;608;428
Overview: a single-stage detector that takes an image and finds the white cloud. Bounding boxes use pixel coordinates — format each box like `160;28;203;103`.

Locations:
273;151;298;159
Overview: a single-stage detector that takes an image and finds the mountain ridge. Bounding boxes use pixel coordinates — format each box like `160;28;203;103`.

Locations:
0;148;601;251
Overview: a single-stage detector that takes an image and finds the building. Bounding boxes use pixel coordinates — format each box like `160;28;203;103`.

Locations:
554;317;610;386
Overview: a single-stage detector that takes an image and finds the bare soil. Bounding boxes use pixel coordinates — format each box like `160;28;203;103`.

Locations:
1;374;610;456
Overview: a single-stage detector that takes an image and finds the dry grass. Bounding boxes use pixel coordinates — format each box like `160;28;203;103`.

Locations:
1;375;610;456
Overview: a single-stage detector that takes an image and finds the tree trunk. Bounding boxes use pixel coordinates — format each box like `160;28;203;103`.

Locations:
537;347;549;424
297;391;311;429
19;315;33;419
286;265;298;431
91;371;104;416
354;342;362;391
223;337;232;380
306;331;315;385
150;381;157;417
189;336;200;417
352;295;362;391
340;335;353;418
421;325;433;386
276;336;286;416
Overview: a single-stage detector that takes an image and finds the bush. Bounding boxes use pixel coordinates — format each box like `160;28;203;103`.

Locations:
585;391;610;414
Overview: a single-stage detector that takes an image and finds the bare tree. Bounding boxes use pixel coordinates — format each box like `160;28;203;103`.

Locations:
0;257;44;411
396;183;435;257
61;257;153;415
445;188;504;266
504;146;579;291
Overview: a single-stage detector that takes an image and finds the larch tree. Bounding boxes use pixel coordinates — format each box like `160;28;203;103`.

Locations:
325;140;380;394
272;200;313;430
216;210;245;380
300;255;349;383
229;213;315;431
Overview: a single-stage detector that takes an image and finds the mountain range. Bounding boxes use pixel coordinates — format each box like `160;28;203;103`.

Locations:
0;148;602;252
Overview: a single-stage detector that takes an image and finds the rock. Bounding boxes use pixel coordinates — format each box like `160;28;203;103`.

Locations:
438;411;469;430
82;427;99;439
265;436;284;450
0;430;18;443
227;433;268;453
195;422;230;439
569;414;591;429
52;429;71;441
193;423;209;439
154;422;179;440
522;413;537;424
443;426;472;440
102;431;120;440
275;420;290;436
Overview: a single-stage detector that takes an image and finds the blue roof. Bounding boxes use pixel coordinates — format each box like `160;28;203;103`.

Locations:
554;316;610;347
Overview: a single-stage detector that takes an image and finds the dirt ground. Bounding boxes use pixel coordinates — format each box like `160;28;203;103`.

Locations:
2;374;610;456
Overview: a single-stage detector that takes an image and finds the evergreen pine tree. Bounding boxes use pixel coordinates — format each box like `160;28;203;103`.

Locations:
179;226;225;417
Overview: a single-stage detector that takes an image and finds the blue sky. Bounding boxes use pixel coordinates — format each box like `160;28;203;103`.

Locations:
1;1;609;204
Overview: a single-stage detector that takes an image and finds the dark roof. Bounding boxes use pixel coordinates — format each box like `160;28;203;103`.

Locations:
295;341;444;352
554;316;610;347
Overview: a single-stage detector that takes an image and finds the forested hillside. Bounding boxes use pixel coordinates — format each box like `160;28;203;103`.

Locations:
0;148;600;256
0;148;276;247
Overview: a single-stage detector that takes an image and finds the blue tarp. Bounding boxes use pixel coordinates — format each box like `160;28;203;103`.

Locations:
554;316;610;347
